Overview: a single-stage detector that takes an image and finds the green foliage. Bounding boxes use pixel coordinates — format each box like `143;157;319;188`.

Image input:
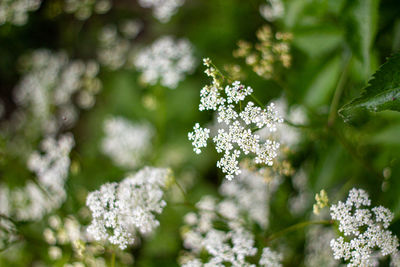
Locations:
339;53;400;124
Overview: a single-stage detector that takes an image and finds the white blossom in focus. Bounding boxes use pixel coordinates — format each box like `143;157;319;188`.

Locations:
189;62;283;179
188;123;210;154
138;0;185;23
135;36;196;89
330;188;399;266
86;167;170;249
101;117;153;169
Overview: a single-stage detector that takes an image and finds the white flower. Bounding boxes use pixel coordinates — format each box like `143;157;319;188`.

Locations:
138;0;185;23
216;150;241;180
219;168;281;229
13;50;101;134
225;81;253;104
101;117;153;169
135;36;196;89
64;0;112;20
86;167;170;249
259;247;283;267
217;105;238;125
330;188;399;266
0;134;74;221
190;72;283;180
188;123;210;154
0;0;41;26
199;85;225;111
259;0;284;22
181;191;280;267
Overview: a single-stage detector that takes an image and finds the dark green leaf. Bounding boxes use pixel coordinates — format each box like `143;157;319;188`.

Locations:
339;53;400;124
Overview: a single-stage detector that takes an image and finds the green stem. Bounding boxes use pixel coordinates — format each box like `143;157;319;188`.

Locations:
175;179;186;196
111;251;116;267
265;220;333;243
328;50;351;127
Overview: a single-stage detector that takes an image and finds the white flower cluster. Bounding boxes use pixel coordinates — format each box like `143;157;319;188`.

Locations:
86;167;170;249
256;97;306;148
330;188;399;266
97;21;142;70
14;50;102;134
189;60;283;180
64;0;112;20
288;169;312;216
0;0;41;26
0;217;17;251
0;134;74;221
259;247;283;267
305;226;337;267
219;167;281;229
134;36;196;89
181;195;281;267
138;0;184;23
259;0;284;22
101;116;153;169
43;214;134;266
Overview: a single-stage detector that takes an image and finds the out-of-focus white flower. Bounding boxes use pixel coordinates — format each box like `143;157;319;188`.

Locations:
97;22;142;70
0;134;74;221
181;191;282;267
305;226;337;267
0;0;41;25
256;97;307;148
101;117;153;169
135;36;196;89
330;188;399;266
138;0;185;23
260;0;284;22
64;0;112;20
219;167;281;229
259;247;283;267
86;167;170;249
13;50;101;134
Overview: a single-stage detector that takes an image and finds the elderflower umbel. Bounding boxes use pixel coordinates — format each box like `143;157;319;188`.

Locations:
329;188;399;266
138;0;185;23
134;36;196;89
86;167;170;249
101;117;153;169
188;59;283;180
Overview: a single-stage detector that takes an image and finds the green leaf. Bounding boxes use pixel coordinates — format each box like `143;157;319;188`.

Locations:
345;0;379;73
339;53;400;124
